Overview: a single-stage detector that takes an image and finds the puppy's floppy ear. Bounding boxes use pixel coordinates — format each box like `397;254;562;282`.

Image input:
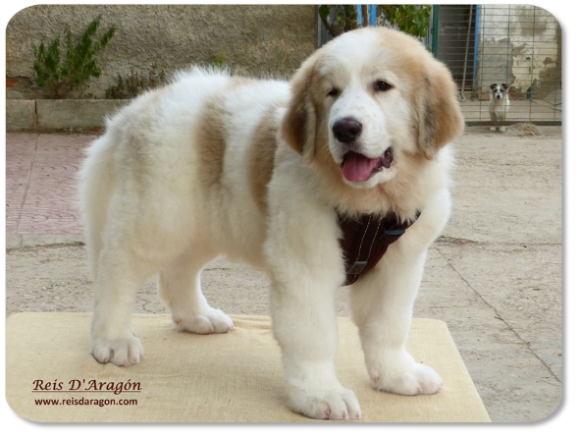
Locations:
280;54;320;164
502;83;509;90
416;60;464;159
490;83;497;90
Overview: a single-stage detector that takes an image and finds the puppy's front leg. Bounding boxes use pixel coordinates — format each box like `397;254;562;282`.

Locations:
351;201;450;395
489;111;498;131
349;195;450;397
269;276;361;420
350;247;443;396
265;207;360;420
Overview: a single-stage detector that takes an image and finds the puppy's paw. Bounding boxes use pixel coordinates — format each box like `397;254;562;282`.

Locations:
91;334;143;366
287;386;361;420
371;362;442;396
173;308;233;334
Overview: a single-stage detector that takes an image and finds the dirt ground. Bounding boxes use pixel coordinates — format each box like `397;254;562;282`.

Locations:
5;126;563;423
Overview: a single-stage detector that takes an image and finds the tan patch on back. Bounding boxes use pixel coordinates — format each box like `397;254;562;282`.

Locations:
195;78;259;191
195;96;228;190
247;109;279;213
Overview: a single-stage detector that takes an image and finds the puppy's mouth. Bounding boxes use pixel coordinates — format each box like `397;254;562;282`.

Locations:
341;147;393;183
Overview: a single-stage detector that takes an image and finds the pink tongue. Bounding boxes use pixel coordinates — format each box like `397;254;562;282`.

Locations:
342;152;379;182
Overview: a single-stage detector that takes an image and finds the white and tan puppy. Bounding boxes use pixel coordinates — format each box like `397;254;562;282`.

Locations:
79;27;463;420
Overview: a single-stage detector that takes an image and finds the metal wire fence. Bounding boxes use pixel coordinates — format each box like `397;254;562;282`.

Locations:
433;4;561;126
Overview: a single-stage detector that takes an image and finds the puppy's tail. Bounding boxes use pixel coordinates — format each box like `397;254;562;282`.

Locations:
78;130;118;281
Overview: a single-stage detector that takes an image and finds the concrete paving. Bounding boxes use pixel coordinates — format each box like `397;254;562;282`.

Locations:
5;127;563;422
7;133;86;236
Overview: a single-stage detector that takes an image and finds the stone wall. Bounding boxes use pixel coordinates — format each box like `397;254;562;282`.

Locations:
6;4;317;99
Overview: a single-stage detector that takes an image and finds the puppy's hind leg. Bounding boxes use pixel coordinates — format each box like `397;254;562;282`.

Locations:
159;246;233;334
83;136;152;366
91;242;155;366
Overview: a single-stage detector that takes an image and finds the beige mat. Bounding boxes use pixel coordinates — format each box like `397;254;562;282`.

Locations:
6;313;490;423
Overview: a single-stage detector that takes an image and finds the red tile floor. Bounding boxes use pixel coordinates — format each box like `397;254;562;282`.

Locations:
6;133;97;235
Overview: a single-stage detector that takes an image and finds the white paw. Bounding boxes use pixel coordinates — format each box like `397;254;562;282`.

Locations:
91;333;144;366
287;386;361;420
499;126;507;132
490;126;497;131
371;362;442;396
173;308;233;334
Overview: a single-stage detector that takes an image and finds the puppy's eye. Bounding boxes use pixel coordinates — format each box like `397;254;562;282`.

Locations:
374;80;393;92
327;88;339;98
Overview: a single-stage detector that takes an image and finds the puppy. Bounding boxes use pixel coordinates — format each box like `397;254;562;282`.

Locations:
79;27;464;420
489;83;510;131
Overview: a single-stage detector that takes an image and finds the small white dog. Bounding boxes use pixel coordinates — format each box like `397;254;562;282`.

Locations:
489;83;510;131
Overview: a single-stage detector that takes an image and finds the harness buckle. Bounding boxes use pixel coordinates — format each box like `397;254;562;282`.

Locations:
347;261;368;275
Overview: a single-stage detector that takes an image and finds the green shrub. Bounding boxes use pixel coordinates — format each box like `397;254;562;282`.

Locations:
104;64;168;99
32;15;116;98
379;5;431;40
319;5;431;41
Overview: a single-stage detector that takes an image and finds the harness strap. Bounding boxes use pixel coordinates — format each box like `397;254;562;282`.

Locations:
337;211;420;286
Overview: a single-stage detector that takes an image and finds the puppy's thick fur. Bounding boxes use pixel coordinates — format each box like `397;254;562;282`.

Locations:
489;83;510;131
79;27;464;420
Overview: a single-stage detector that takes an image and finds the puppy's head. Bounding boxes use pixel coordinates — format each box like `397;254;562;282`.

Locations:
281;27;464;189
490;83;509;100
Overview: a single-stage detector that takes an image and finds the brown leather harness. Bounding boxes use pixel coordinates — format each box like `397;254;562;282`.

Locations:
337;211;420;286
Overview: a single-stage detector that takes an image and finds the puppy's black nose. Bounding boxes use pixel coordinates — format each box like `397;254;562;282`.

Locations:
332;118;362;143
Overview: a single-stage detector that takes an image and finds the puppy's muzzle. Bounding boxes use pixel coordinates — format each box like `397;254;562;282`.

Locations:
333;117;362;144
